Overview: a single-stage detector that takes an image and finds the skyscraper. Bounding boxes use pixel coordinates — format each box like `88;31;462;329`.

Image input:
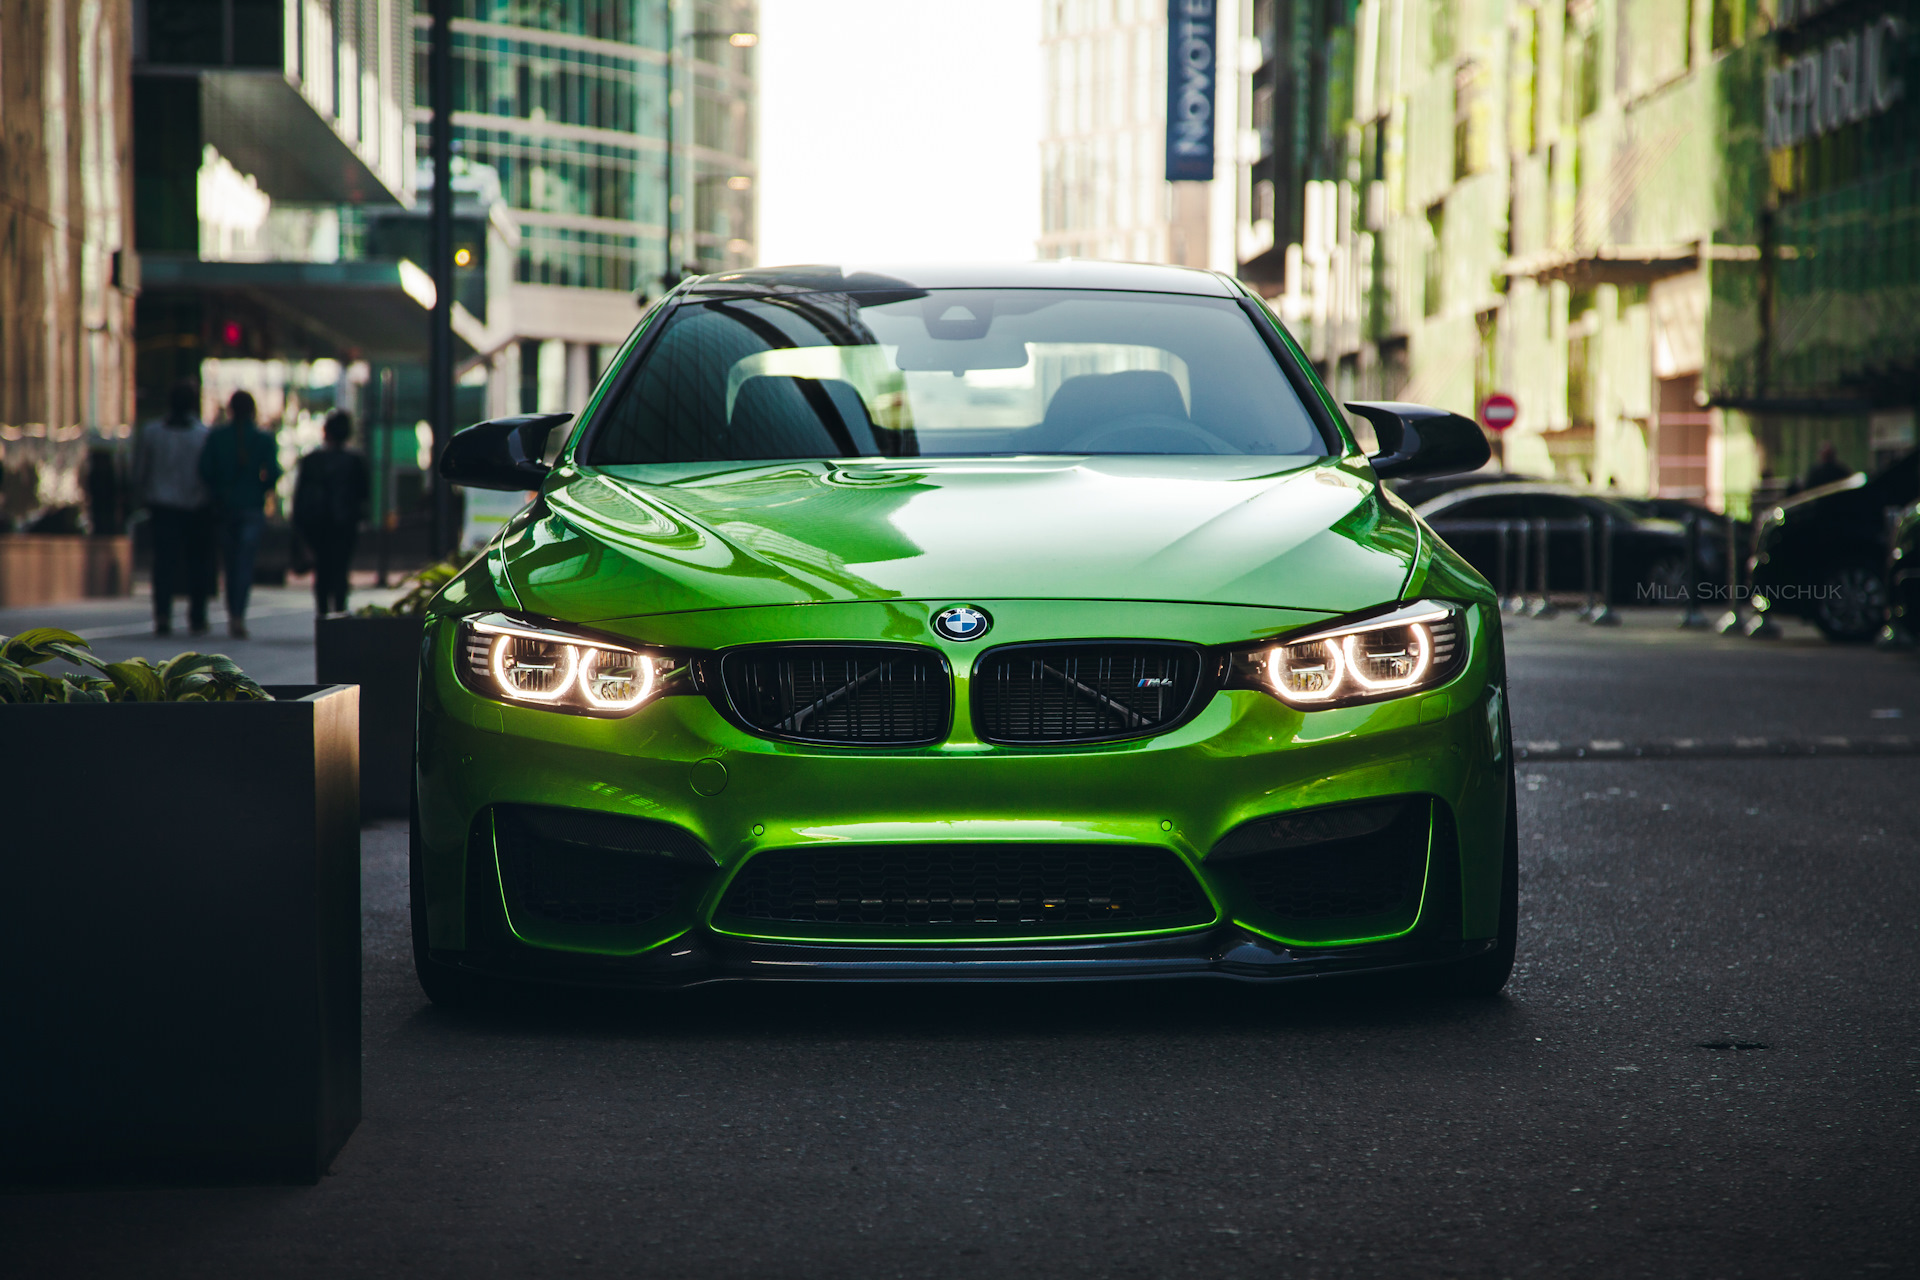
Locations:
1037;0;1238;269
438;0;758;409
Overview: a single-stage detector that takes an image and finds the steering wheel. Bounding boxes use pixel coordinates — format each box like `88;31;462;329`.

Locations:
1059;413;1237;455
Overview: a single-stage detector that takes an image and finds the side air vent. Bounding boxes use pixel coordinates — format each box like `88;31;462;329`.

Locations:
718;645;950;746
492;805;710;928
971;642;1206;745
1427;612;1462;675
1209;797;1432;923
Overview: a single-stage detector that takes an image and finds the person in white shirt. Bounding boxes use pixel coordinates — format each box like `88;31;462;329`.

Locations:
132;381;215;635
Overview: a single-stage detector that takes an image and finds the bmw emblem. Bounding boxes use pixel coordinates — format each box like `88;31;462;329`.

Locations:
932;605;991;642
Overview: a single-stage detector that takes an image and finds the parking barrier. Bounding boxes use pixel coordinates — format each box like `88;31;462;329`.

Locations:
1590;512;1619;625
1579;515;1599;620
1715;511;1745;634
1679;510;1710;628
1528;519;1557;617
1507;521;1531;613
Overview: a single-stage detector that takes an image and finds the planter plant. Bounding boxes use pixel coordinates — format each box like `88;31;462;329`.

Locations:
0;630;360;1186
316;555;464;818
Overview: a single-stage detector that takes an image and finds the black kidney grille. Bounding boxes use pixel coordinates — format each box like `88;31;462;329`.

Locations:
1211;799;1430;921
972;643;1204;744
720;844;1211;929
493;805;707;927
720;646;949;744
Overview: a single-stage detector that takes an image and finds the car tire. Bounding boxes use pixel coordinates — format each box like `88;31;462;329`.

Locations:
409;789;496;1010
1435;767;1519;998
1813;563;1887;643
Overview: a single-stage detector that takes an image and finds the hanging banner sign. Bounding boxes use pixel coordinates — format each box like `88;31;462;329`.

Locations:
1165;0;1217;181
1765;14;1905;153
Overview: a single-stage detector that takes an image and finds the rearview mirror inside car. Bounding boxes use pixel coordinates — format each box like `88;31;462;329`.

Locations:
437;413;573;492
892;337;1031;373
1345;401;1491;480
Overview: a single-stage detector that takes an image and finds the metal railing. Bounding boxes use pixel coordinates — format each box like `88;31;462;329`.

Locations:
1427;510;1752;630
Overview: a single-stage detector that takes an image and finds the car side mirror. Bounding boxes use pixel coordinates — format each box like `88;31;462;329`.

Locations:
436;413;573;492
1345;401;1491;480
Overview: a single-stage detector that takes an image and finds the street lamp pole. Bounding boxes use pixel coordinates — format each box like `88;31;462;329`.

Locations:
428;0;455;557
662;24;755;292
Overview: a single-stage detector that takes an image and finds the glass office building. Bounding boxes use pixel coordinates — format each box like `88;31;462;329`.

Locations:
1037;0;1228;269
431;1;758;298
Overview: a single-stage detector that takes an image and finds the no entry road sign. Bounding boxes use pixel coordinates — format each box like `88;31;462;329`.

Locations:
1480;393;1519;431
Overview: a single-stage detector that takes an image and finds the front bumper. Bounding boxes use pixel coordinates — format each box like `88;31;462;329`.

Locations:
415;599;1510;986
430;922;1501;991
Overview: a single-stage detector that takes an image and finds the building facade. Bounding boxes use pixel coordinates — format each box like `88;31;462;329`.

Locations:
1710;0;1918;488
1235;0;1916;517
1037;0;1241;271
435;0;758;413
1;0;137;533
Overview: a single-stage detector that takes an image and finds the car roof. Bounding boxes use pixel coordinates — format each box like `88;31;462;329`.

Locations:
681;260;1241;299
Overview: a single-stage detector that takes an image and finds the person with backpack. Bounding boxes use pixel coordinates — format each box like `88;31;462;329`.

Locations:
199;390;283;638
292;409;372;617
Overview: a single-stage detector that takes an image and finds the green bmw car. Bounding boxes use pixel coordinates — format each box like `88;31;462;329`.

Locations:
414;262;1516;1002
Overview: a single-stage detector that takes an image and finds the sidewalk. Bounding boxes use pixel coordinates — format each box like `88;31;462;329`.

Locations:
0;579;405;686
1502;604;1918;743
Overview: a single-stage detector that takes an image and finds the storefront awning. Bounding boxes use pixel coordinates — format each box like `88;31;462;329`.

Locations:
199;70;406;206
139;256;495;364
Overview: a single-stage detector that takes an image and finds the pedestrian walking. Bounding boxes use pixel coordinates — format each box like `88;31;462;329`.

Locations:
132;380;215;636
1794;442;1851;493
293;409;371;617
198;390;283;639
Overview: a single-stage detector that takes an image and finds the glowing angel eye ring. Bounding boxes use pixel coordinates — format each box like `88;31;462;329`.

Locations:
490;632;579;702
578;647;656;710
1266;636;1346;702
1340;623;1431;692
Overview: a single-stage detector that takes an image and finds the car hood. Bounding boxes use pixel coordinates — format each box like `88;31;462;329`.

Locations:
503;456;1419;621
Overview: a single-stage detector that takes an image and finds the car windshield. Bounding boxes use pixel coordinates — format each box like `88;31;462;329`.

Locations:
583;289;1330;463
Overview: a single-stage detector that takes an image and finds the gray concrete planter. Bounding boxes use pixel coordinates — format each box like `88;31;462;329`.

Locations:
316;615;424;818
0;685;361;1185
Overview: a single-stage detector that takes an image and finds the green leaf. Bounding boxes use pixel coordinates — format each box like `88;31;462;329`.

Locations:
0;663;29;702
161;651;218;682
59;678;110;703
104;658;166;703
2;628;94;667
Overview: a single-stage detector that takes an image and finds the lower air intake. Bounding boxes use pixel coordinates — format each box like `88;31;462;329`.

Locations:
720;843;1211;930
971;642;1206;744
1209;798;1431;921
719;645;950;745
493;805;708;927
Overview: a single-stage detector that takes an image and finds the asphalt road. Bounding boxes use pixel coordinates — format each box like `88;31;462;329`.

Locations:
3;607;1916;1279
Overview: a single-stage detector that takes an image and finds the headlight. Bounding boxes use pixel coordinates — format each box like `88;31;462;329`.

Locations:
456;613;689;716
1234;601;1467;709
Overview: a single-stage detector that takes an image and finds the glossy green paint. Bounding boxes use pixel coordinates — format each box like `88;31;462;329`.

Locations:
415;292;1509;972
415;586;1507;959
499;455;1418;622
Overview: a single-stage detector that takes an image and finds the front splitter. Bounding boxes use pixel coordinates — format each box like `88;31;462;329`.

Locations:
434;926;1496;991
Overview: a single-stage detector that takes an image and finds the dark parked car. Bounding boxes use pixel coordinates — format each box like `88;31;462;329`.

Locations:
1386;470;1534;509
1414;482;1725;605
1749;449;1919;642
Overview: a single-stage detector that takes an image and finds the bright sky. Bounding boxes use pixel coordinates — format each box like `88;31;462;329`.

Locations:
755;0;1042;267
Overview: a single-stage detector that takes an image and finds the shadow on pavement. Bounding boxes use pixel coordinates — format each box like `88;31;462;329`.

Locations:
400;970;1528;1045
